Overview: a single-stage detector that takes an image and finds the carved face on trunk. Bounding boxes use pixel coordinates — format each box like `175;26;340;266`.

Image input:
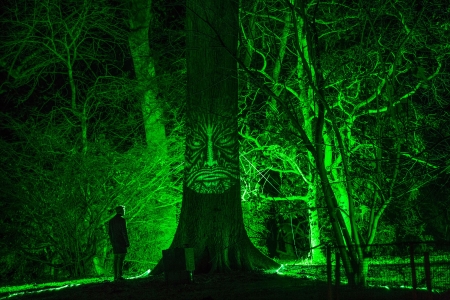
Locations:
185;115;239;194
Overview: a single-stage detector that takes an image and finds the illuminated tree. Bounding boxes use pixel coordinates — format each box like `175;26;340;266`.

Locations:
237;0;450;285
0;0;133;278
1;0;449;285
239;0;325;262
0;0;182;279
127;0;183;272
1;0;134;154
151;0;278;273
128;0;167;158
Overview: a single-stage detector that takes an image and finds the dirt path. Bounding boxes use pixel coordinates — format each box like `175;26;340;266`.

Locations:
3;272;449;300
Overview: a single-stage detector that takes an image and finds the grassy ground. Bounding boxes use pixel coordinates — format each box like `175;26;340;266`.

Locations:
1;267;449;300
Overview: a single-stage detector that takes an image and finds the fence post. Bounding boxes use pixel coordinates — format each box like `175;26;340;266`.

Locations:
424;252;432;293
409;243;417;300
335;251;341;300
327;245;332;300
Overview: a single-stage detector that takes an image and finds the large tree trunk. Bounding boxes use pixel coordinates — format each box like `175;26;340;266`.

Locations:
127;0;180;275
128;0;167;158
289;0;359;284
297;27;325;263
308;182;324;262
151;0;278;274
163;186;278;272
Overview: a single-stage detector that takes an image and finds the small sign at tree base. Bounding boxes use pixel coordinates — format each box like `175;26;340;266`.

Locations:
162;247;195;284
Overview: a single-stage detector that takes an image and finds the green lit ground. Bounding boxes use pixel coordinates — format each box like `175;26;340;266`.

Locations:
0;270;150;299
1;261;449;300
274;256;450;293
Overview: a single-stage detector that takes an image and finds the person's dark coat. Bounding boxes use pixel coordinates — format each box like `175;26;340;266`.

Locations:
108;214;130;254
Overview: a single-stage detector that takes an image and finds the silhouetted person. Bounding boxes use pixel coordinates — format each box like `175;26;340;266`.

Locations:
108;205;130;281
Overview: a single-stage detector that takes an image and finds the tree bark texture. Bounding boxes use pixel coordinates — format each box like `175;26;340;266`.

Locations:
128;0;167;158
152;0;278;274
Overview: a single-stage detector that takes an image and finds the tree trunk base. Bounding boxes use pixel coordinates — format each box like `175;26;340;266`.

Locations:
151;234;279;275
151;183;279;275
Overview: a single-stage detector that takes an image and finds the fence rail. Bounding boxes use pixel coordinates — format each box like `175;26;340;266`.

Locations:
284;241;450;298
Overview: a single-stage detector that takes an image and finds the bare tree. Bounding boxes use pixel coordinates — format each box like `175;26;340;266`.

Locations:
0;0;183;279
236;0;450;285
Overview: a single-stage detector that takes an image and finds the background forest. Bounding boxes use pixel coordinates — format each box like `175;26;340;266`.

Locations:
1;0;449;284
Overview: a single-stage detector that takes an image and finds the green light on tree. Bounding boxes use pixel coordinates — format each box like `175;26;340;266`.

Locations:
186;115;239;194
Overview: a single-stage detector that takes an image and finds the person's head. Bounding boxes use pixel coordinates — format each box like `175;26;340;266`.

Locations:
115;205;125;216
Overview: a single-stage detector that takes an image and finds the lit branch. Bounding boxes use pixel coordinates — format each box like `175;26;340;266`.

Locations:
318;23;359;39
315;16;360;25
351;65;392;118
240;11;287;24
259;194;309;202
400;153;438;169
361;59;442;116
